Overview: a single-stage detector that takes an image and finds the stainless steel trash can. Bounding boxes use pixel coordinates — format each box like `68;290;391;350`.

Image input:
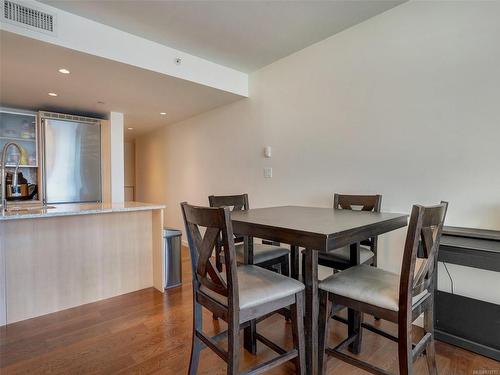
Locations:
163;228;182;289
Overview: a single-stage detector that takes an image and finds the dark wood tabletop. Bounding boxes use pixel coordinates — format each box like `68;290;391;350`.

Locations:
231;205;409;374
231;205;408;251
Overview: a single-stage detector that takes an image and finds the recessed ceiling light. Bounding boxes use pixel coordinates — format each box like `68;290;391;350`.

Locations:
160;112;167;116
127;127;134;130
48;92;58;97
58;68;70;74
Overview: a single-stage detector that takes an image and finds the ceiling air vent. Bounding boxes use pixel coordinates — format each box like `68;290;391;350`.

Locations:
2;0;56;34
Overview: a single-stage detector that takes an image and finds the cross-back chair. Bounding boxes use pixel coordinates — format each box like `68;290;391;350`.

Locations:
181;202;305;375
301;194;382;285
324;193;382;269
209;194;290;276
318;201;448;375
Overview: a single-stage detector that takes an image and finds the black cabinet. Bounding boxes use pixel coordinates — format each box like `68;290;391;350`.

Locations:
435;226;500;361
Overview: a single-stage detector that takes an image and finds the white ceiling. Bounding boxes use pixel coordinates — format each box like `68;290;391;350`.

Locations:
41;0;405;73
0;31;242;140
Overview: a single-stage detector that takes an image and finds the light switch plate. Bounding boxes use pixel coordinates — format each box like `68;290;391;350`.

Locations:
264;167;272;178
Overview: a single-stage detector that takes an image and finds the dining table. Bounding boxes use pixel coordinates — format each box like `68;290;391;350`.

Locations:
231;205;408;375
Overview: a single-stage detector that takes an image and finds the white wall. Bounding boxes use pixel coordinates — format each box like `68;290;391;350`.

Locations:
109;112;125;203
136;1;500;304
124;141;135;201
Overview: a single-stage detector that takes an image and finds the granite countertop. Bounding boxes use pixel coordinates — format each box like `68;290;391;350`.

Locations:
0;201;165;221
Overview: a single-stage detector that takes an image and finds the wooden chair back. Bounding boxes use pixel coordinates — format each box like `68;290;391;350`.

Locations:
399;202;448;311
209;194;250;247
334;193;382;212
209;194;249;211
334;193;383;256
181;202;239;309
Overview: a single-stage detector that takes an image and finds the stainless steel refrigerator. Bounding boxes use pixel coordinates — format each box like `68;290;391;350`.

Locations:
41;114;101;204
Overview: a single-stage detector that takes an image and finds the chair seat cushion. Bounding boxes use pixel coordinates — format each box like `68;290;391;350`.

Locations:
319;265;428;311
235;243;289;264
200;265;304;310
319;246;374;264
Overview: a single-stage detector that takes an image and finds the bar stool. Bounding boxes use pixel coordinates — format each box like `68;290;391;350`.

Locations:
181;202;306;375
318;202;448;375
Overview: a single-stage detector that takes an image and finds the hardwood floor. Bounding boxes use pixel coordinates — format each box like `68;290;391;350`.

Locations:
1;249;498;374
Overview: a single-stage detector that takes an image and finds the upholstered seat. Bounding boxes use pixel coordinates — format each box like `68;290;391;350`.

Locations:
201;265;304;310
234;243;289;264
319;246;374;264
319;264;429;311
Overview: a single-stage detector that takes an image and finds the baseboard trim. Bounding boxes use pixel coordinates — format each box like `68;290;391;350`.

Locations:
435;330;500;361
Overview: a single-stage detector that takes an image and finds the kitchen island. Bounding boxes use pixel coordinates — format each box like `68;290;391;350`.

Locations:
0;202;165;325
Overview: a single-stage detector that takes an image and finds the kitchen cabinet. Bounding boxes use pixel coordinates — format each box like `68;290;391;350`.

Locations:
0;108;40;203
0;110;38;167
0;202;165;325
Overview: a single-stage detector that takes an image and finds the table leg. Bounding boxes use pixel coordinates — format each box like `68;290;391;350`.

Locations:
243;236;257;354
243;235;254;265
244;320;257;354
348;242;363;354
290;245;300;280
349;242;361;266
304;248;319;374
